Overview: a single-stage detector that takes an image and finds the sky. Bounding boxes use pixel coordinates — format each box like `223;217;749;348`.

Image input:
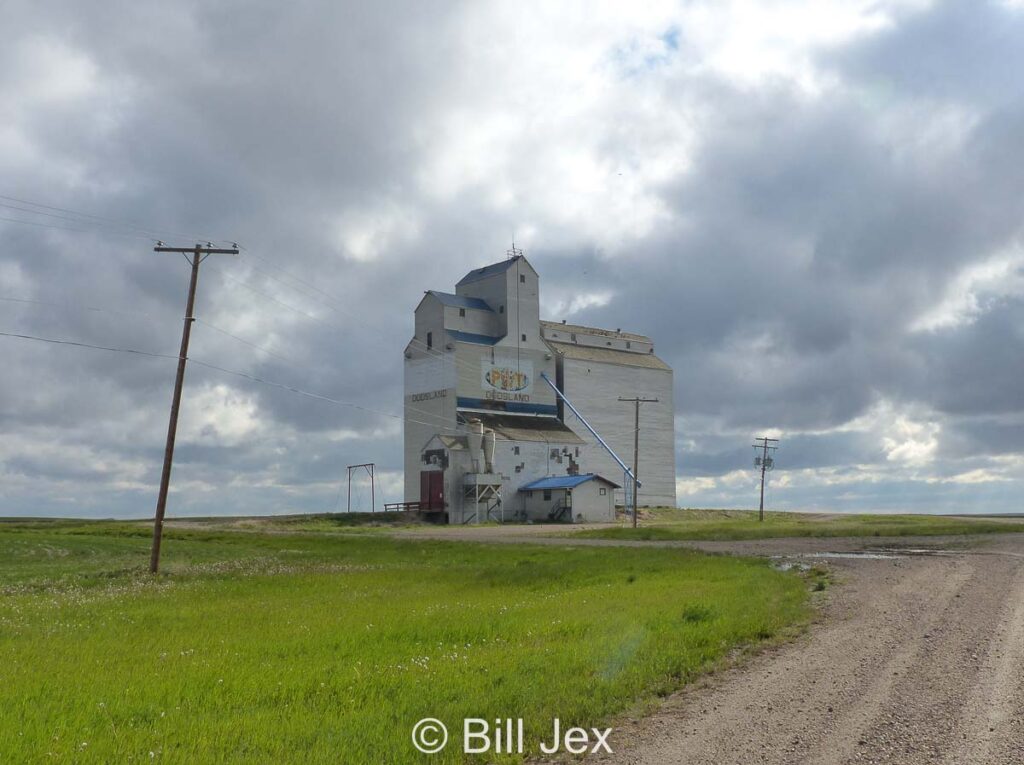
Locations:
2;0;1024;518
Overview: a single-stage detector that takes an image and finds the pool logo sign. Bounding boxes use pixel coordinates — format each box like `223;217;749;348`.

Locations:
482;359;532;402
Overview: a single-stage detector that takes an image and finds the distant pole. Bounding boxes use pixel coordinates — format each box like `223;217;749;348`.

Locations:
346;463;376;513
752;436;779;522
150;243;239;573
619;396;658;528
632;402;639;527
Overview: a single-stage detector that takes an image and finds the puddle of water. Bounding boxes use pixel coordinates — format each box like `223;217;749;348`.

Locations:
771;551;901;562
806;551;902;560
771;547;960;568
772;561;811;572
876;547;956;556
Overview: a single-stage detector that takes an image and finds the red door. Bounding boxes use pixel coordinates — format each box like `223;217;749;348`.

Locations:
420;471;444;510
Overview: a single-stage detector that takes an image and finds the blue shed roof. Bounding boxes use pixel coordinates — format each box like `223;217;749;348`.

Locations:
427;291;492;311
446;329;501;346
456;256;522;286
518;473;620;491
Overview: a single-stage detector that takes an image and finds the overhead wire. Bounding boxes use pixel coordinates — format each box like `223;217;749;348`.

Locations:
0;213;158;239
0;294;299;367
1;190;551;382
193;318;298;364
0;295;159;320
0;291;456;431
0;193;576;432
0;192;236;245
0;194;465;434
0;328;467;435
0;330;179;361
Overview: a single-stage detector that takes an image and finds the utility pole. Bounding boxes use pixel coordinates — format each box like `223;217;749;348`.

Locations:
150;242;238;574
346;463;377;513
619;396;658;528
752;436;779;522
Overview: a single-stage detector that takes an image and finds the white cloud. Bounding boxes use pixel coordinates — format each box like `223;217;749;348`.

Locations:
544;290;614;319
180;384;262;446
911;247;1024;332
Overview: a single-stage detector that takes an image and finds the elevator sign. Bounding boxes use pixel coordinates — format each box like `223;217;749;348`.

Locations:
482;359;533;401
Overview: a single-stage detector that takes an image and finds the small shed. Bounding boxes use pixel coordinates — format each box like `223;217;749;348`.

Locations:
518;473;619;523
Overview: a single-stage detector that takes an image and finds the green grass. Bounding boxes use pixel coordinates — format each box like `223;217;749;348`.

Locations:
160;511;425;534
0;521;812;763
573;508;1024;541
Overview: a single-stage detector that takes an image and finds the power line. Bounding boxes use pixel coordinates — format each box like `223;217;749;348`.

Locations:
0;192;236;245
0;330;178;360
0;200;164;235
0;213;156;239
3;270;566;436
213;266;352;332
193;318;297;364
0;328;462;433
1;293;301;367
2;191;534;381
0;295;160;321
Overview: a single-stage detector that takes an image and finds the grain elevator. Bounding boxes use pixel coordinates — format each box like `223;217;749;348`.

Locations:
403;253;675;522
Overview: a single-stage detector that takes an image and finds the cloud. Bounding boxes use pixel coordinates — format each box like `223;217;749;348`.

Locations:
2;0;1024;516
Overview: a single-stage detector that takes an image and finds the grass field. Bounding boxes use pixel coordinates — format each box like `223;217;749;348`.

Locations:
0;521;813;763
574;508;1024;541
163;511;425;534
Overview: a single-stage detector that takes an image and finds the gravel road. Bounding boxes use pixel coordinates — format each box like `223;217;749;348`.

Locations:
586;534;1024;765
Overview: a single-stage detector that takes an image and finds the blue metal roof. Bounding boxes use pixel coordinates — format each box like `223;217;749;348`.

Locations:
518;473;620;491
427;291;492;311
456;256;521;286
446;330;501;346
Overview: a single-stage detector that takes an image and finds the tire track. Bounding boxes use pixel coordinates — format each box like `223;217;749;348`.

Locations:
946;560;1024;765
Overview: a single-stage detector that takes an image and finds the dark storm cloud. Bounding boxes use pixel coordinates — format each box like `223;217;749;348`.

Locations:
907;297;1024;417
832;0;1024;107
680;429;885;477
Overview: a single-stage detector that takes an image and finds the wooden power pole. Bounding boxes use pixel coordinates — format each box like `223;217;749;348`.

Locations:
752;436;779;522
150;243;238;574
619;396;658;528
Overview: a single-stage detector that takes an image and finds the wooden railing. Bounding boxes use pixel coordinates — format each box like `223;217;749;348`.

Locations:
383;501;428;512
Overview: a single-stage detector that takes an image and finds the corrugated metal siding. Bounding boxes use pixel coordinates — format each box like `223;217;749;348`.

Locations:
561;357;677;507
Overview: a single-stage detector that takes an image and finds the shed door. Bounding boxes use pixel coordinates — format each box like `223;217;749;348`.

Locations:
420;471;444;510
